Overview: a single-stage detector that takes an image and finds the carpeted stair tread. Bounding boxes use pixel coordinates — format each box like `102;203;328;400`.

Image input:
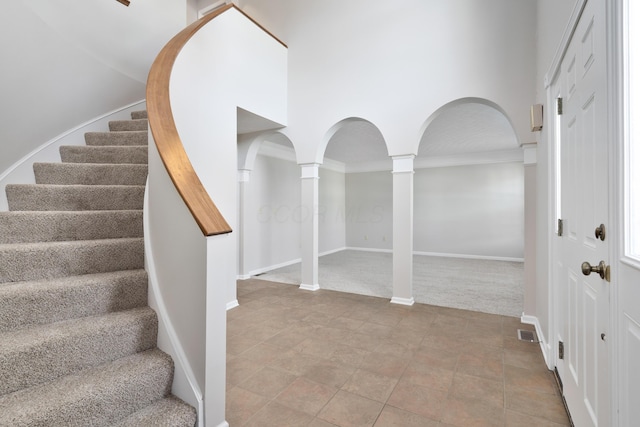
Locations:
0;307;158;395
34;163;148;185
6;184;145;211
111;396;196;427
0;210;143;243
108;119;148;132
60;145;148;164
130;110;148;120
0;237;144;283
0;270;148;332
85;131;148;146
0;348;174;427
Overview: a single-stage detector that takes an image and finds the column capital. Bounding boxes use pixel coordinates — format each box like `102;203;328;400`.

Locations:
238;169;251;183
392;155;415;174
520;142;537;165
300;163;320;179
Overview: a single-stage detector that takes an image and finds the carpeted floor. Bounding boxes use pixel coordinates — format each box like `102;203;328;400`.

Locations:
256;250;524;317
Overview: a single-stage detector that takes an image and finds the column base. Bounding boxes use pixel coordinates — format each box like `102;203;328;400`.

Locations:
226;300;239;310
390;296;415;306
299;283;320;291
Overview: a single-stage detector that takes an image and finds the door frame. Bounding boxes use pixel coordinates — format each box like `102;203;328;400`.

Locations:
545;0;625;426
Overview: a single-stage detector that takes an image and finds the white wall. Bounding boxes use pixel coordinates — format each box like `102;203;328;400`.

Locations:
236;0;537;162
244;154;301;274
345;171;393;251
345;163;524;259
0;0;186;175
319;168;347;254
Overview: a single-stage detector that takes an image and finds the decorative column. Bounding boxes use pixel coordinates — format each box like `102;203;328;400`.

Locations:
300;163;320;291
236;169;251;283
391;155;415;305
521;142;537;317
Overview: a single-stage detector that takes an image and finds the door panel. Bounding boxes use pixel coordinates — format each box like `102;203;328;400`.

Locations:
555;0;610;426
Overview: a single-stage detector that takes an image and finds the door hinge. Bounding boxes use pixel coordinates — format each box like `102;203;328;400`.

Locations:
559;341;565;359
557;97;563;115
558;219;564;236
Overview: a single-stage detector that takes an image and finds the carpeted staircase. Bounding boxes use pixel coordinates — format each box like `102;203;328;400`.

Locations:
0;111;197;426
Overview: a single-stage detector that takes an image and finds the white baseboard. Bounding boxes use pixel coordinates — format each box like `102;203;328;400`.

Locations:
320;246;347;257
246;258;301;278
237;274;251;280
391;296;415;306
413;251;524;263
299;283;320;291
345;246;392;254
226;300;239;311
521;314;552;369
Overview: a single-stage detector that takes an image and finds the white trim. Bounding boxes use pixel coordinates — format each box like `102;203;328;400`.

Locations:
143;180;204;424
247;258;302;278
413;250;524;263
299;283;320;291
320;246;347;257
391;296;415;306
237;274;251;280
226;300;239;310
391;155;415;174
521;314;552;369
414;149;524;170
237;170;251;183
345;246;393;254
545;0;588;88
300;163;320;179
198;1;227;19
214;422;230;427
258;141;346;173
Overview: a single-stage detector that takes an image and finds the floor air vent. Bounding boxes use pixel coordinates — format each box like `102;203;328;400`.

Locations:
517;329;538;342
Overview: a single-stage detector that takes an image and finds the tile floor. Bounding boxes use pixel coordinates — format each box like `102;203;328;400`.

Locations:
226;279;571;427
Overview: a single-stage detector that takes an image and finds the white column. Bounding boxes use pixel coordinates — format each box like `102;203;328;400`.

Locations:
391;155;415;306
236;169;251;283
521;142;537;317
300;163;320;291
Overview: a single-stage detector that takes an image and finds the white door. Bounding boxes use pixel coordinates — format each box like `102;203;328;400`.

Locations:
617;0;640;423
554;0;610;425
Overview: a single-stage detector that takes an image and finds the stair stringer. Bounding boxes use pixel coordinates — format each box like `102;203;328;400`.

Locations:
0;100;146;211
143;180;204;427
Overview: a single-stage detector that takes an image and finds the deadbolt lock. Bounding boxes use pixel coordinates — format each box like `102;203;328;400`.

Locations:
581;260;610;282
595;224;606;241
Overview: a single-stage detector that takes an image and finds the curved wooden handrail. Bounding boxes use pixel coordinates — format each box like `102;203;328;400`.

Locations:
147;4;285;236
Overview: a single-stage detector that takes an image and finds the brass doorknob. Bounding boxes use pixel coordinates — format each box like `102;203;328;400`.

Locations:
581;260;610;282
595;224;606;241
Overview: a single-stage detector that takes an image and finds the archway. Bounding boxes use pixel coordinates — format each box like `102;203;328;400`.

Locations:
414;98;525;316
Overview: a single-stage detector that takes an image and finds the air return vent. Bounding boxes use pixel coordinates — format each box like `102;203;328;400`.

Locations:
517;329;538;342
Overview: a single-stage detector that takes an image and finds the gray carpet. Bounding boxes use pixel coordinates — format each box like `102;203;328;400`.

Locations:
257;250;524;317
0;110;197;426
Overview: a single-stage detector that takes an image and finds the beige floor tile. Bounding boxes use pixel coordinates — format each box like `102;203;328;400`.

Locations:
503;347;549;372
331;316;365;331
506;389;571;425
386;379;448;421
456;350;504;381
449;372;504;408
329;343;370;368
440;397;505;427
341;368;399;403
244;401;313;427
239;342;286;365
359;351;411;379
318;390;384;427
238;366;297;399
276;377;338;416
402;361;454;392
227;356;264;387
303;359;357;388
357;322;395;338
309;418;339;427
505;409;571;426
227;334;259;356
269;349;325;376
344;331;385;352
226;386;269;427
265;328;310;348
411;345;460;371
504;364;558;395
373;405;439;426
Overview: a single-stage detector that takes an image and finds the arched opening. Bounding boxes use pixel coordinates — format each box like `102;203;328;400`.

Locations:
414;98;525;316
236;129;301;283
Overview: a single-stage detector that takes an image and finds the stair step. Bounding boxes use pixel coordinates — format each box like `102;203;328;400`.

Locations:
0;237;144;283
6;184;145;211
60;145;148;164
34;163;148;185
0;349;173;427
109;119;148;132
0;307;158;395
131;110;148;120
0;270;148;333
85;130;148;146
111;396;197;427
0;210;143;243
